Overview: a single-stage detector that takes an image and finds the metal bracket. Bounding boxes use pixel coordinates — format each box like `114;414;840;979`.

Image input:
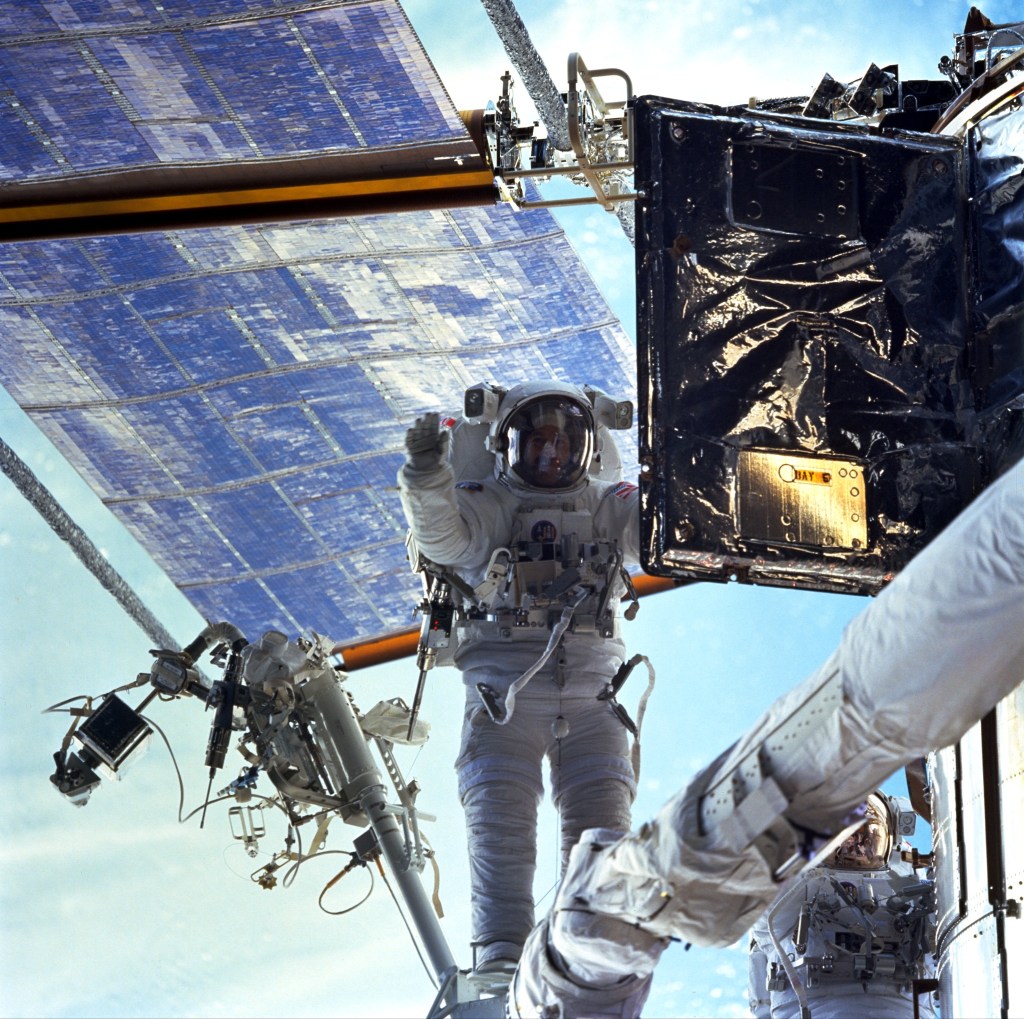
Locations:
490;54;638;212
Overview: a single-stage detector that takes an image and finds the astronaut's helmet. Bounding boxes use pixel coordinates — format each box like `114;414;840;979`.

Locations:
493;382;595;491
829;792;894;871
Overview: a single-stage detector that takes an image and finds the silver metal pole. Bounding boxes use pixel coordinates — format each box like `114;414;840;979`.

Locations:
301;668;458;981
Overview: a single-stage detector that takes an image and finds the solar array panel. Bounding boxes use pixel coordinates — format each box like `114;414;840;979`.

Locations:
0;1;637;647
0;1;465;175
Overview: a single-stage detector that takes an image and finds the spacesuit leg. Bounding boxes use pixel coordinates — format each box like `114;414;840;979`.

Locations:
511;459;1024;1016
461;780;541;966
457;676;548;968
550;692;635;869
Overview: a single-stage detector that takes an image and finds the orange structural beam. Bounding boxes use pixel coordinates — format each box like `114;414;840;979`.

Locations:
0;123;495;241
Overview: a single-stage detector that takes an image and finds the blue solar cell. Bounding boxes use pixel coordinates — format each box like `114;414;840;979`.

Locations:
170;264;412;367
183;576;296;645
354;450;408;495
287;366;401;457
180;226;290;270
444;348;554;392
190;483;330;571
0;239;106;297
6;0;175;32
0;308;100;405
0;2;469;182
283;471;396;545
477;245;610;332
229;404;342;473
149;310;272;382
119;393;264;487
297;5;466;147
538;328;639;403
449;201;564;243
188;21;361;155
355;209;476;253
32;406;169;500
80;234;195;286
359;559;420;630
205;372;307;419
34;297;191;399
273;459;363;502
290;259;412;329
0;102;60;181
87;30;231;122
0;42;161;172
259;220;371;259
263;561;380;638
125;273;240;320
218;267;337;342
116;492;250;581
346;538;413;587
0;6;60;34
138;1;263;19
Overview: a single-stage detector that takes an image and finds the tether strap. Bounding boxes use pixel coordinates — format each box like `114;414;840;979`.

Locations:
598;653;656;782
476;590;587;724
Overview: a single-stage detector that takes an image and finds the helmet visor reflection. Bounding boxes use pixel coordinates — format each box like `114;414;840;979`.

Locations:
830;795;892;870
504;397;593;489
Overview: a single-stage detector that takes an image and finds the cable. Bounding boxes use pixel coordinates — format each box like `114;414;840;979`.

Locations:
317;854;375;915
138;713;193;823
45;694;94;767
139;714;280;830
43;671;150;716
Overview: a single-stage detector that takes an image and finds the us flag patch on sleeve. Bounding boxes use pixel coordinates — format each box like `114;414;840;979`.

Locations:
611;482;638;499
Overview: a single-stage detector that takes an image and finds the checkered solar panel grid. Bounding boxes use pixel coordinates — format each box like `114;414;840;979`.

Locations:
0;0;466;179
0;2;638;647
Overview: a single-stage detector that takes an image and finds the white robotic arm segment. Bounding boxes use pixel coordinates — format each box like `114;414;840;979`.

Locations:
510;917;656;1019
511;658;905;1014
507;764;808;1016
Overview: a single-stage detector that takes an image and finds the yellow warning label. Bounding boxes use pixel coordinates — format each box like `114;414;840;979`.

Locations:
792;469;832;485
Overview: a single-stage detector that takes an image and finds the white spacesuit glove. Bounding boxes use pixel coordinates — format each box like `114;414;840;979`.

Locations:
404;412;450;471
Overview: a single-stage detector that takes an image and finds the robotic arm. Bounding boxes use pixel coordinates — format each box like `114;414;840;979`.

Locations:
49;623;462;1000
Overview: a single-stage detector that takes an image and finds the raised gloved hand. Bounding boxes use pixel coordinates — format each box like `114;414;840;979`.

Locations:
404;412;450;471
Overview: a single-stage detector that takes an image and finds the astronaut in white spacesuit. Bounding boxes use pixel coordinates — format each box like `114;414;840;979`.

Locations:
508;454;1024;1018
397;380;645;979
748;791;937;1019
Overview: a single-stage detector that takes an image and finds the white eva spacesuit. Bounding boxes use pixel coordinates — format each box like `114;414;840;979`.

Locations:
508;455;1024;1017
397;380;646;975
748;792;937;1019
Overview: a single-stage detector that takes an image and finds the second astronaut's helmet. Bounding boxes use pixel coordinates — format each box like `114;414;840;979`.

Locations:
829;792;894;871
494;383;595;491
